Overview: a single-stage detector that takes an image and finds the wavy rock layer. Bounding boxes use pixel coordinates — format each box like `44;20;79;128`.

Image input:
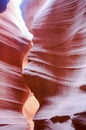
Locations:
23;0;86;120
0;0;32;124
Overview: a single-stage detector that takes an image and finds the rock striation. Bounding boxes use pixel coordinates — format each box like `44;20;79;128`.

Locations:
0;0;32;124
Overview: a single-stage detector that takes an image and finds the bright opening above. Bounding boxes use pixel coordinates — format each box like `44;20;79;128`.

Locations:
14;0;23;6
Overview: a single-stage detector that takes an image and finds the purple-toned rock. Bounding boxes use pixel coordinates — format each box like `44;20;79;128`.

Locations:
23;0;86;121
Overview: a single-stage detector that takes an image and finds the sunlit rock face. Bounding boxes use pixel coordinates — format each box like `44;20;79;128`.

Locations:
21;0;47;29
23;0;86;120
0;0;32;124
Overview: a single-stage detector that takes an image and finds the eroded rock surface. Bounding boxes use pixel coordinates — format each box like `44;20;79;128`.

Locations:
0;0;32;124
22;0;86;124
